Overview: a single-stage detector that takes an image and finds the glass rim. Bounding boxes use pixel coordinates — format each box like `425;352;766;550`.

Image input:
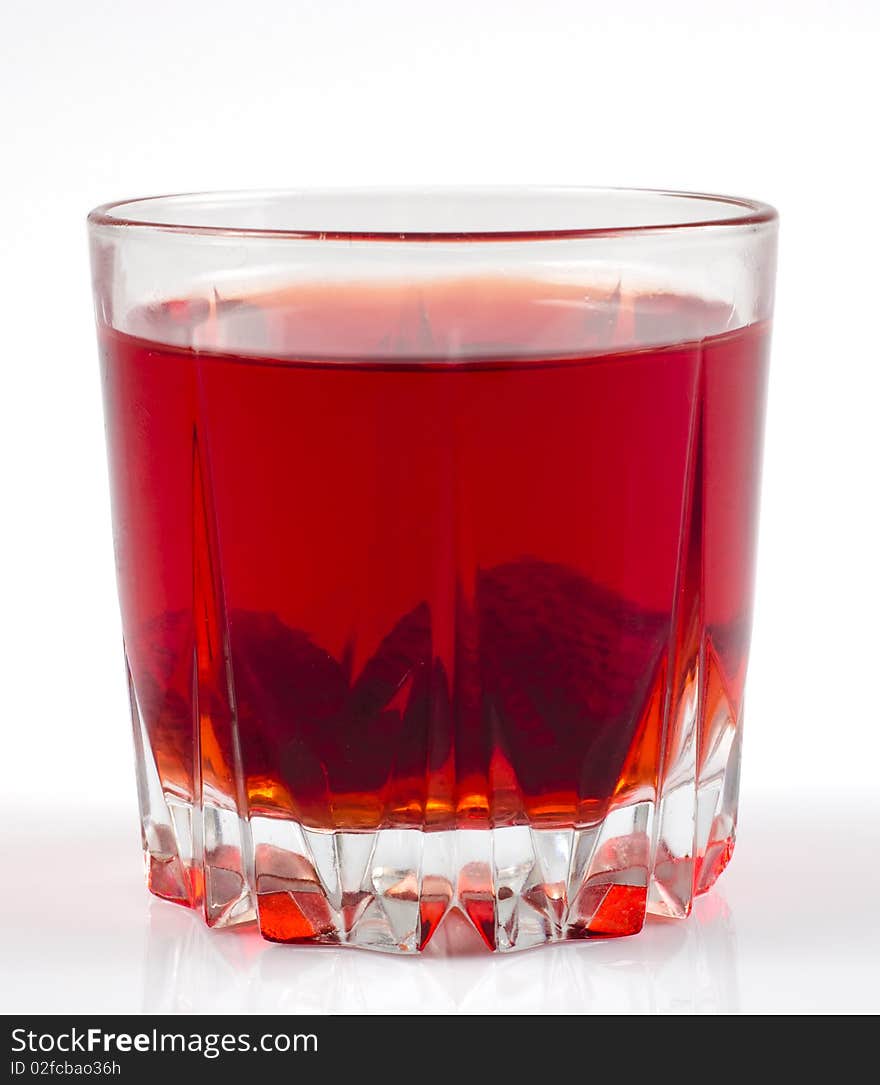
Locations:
87;185;778;243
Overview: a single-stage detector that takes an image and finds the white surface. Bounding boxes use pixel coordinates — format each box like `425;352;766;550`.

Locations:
2;0;879;1013
2;789;877;1014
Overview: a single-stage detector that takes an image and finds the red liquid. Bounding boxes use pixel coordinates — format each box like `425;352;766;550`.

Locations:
100;280;768;833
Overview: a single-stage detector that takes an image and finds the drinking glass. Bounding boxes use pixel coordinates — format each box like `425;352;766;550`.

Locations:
88;188;777;951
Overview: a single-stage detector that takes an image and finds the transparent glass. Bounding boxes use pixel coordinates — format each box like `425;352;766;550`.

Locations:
89;187;778;952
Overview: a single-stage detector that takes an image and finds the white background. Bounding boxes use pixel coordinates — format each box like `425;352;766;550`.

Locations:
2;0;878;1013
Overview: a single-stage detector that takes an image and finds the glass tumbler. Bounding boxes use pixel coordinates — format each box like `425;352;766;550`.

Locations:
88;188;777;952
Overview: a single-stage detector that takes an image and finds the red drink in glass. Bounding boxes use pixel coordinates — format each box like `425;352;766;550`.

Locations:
91;190;777;950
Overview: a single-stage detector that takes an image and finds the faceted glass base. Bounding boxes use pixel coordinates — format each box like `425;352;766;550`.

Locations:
131;639;741;952
140;790;735;953
130;632;743;953
130;616;744;954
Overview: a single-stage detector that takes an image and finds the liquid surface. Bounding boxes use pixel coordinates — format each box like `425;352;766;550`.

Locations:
101;281;769;830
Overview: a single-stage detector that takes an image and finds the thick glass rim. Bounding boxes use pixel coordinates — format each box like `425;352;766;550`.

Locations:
87;186;777;243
